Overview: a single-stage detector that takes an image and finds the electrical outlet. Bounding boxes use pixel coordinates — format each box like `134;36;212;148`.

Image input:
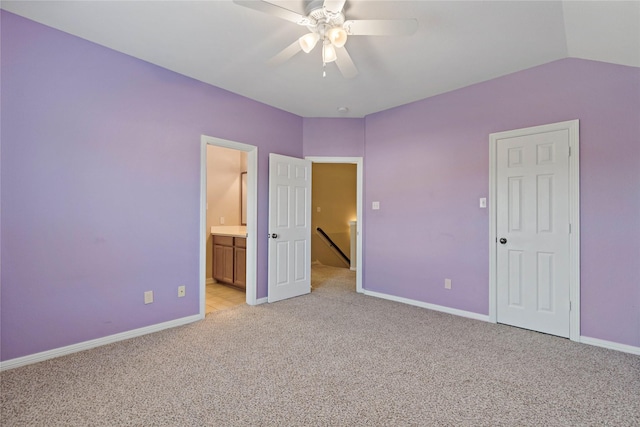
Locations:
445;279;452;289
178;285;186;297
219;216;225;225
144;290;154;304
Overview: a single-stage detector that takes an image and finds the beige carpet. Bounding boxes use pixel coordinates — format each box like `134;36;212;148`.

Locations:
1;264;639;426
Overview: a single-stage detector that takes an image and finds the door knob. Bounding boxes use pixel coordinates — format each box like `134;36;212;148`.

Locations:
499;238;507;244
271;233;278;239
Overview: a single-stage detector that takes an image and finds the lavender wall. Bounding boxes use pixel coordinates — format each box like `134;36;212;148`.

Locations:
2;11;638;363
364;58;640;347
302;118;365;157
1;12;302;361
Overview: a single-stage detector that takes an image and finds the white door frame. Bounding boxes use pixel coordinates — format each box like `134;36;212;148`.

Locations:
305;156;363;293
200;135;258;317
488;120;580;341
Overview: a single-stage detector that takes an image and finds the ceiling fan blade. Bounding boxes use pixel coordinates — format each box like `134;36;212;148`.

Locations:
323;0;347;14
344;19;418;36
267;39;303;67
233;0;310;25
335;47;358;79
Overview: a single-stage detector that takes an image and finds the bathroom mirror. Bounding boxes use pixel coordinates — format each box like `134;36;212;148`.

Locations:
241;171;247;225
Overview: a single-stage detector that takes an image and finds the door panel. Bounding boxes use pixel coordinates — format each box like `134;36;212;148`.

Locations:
276;241;289;284
268;154;311;302
508;177;523;231
496;129;570;337
508;250;523;307
536;252;554;311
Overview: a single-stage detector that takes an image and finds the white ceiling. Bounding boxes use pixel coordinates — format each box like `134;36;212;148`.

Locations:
2;1;639;118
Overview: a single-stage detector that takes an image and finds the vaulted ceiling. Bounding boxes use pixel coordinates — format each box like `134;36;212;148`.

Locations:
3;1;639;117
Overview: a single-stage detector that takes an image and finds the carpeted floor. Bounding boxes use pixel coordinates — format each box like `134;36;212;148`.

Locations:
1;264;639;426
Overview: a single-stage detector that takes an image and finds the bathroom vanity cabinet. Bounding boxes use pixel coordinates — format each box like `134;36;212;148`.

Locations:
212;233;246;289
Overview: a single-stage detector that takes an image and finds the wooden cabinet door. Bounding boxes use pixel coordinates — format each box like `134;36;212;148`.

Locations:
213;244;225;282
213;244;234;284
234;247;246;288
221;246;234;284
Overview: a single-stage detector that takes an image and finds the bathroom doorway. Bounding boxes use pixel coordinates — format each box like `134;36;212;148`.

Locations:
200;136;258;317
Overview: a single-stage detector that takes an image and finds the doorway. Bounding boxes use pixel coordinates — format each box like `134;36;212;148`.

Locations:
489;120;580;341
306;157;363;293
205;145;247;313
200;135;258;317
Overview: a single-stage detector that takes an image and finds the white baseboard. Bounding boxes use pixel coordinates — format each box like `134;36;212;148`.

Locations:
4;298;635;372
0;314;202;371
363;289;491;322
246;297;268;306
580;336;640;355
364;290;639;355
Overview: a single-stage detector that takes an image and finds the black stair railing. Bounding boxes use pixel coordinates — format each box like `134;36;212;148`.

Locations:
316;227;350;265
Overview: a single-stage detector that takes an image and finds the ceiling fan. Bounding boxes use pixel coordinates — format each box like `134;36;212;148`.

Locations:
233;0;418;78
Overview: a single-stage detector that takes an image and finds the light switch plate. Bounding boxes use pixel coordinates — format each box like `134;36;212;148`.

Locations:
372;201;380;210
479;198;487;208
144;291;153;304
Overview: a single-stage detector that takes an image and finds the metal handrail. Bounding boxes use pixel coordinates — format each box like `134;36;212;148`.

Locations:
316;227;350;265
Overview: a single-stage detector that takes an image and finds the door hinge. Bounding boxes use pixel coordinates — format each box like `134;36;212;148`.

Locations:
569;223;571;234
568;146;571;156
569;301;572;311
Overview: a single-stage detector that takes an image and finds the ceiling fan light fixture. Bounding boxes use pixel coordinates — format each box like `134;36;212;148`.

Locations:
322;43;337;63
327;27;348;48
299;32;320;53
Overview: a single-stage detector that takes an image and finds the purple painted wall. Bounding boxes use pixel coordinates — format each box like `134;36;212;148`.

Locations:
364;58;640;347
1;12;302;360
302;118;365;157
2;11;638;362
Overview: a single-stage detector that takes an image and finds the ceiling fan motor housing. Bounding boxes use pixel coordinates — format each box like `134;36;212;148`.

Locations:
305;0;346;35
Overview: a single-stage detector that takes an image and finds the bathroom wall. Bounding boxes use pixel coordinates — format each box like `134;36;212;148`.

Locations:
205;146;246;280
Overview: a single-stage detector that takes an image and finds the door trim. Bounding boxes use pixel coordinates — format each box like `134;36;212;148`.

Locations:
488;120;580;341
200;135;258;316
305;156;363;293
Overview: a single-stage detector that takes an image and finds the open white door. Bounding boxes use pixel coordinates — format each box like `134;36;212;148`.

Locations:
268;154;312;302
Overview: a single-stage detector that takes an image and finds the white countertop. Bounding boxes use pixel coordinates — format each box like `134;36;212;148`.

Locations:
210;226;247;238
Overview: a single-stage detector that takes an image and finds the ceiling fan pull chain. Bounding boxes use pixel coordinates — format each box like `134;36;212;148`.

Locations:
323;62;327;78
